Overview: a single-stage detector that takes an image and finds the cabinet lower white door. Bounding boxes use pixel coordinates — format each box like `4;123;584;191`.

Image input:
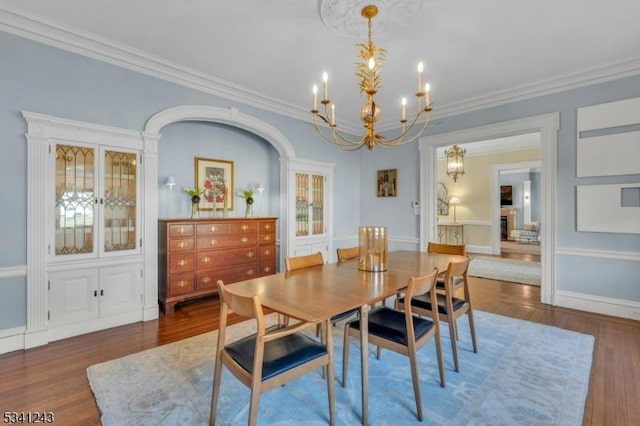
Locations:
99;264;143;318
48;269;100;328
48;263;143;341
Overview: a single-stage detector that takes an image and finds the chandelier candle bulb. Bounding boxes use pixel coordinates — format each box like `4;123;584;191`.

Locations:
417;62;423;93
425;83;431;106
322;72;328;101
312;85;318;111
401;97;407;122
331;104;336;126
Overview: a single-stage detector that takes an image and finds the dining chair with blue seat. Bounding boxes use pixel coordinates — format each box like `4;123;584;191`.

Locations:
210;280;335;426
342;269;445;422
396;257;477;373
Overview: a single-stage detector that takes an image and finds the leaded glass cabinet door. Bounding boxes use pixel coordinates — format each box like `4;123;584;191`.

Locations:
103;150;138;254
295;172;325;237
55;144;96;257
53;144;140;260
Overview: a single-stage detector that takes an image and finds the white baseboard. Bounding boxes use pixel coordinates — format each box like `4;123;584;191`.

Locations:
466;244;493;254
554;290;640;321
0;326;26;355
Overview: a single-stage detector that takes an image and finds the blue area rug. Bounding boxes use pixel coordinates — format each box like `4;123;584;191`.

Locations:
87;311;593;425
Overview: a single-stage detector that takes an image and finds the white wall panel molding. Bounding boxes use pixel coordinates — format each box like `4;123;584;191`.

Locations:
577;97;640;177
576;183;640;234
556;247;640;262
555;290;640;321
0;265;27;278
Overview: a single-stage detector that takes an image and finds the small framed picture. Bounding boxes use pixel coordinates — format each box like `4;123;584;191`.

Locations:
195;157;234;211
377;169;397;197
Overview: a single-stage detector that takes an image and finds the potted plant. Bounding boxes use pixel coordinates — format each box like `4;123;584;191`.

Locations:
184;187;205;218
239;187;255;217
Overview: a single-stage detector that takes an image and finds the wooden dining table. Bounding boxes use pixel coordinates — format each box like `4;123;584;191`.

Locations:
229;250;466;425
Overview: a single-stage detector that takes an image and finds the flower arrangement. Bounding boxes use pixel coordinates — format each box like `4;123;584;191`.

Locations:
239;187;255;217
184;187;205;198
239;187;255;202
184;187;205;218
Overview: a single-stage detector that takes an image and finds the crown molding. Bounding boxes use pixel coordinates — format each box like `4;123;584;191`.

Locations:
2;5;640;131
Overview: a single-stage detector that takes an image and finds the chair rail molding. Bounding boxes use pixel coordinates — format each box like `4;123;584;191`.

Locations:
419;113;559;306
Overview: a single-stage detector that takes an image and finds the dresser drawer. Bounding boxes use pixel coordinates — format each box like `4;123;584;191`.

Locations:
259;220;275;233
168;253;194;274
259;245;276;261
168;238;194;253
196;223;230;236
259;261;276;277
197;263;259;290
259;233;275;245
196;233;258;250
168;274;194;296
168;224;194;238
196;247;258;270
230;222;258;234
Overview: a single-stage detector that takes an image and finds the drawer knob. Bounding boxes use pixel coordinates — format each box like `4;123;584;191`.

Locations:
178;259;187;267
264;266;271;273
264;249;271;256
201;276;211;283
241;224;249;231
202;256;211;264
210;239;216;246
179;227;185;234
178;280;187;288
263;235;271;242
246;252;254;258
264;224;271;230
247;269;255;276
210;225;217;232
241;237;248;243
178;241;186;248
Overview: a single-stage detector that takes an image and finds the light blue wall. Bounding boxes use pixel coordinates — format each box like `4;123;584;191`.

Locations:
1;30;639;333
360;74;640;302
499;172;541;228
0;31;361;330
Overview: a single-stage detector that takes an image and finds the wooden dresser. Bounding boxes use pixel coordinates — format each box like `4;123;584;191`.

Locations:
158;217;277;314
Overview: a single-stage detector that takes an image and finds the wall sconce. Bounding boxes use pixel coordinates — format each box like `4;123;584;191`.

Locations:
445;145;466;182
449;196;461;223
256;184;265;216
524;193;530;202
165;176;176;189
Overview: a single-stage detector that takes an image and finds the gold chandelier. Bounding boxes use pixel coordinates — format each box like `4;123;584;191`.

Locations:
310;5;432;151
445;145;466;182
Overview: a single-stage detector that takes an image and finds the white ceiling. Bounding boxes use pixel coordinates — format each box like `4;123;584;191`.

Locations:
1;0;639;134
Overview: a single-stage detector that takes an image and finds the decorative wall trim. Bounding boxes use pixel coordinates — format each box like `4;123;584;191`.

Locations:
556;247;640;262
0;265;27;278
555;290;640;321
437;220;492;227
2;5;639;132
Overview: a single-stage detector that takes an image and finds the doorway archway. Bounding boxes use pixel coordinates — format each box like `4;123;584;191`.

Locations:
419;113;559;305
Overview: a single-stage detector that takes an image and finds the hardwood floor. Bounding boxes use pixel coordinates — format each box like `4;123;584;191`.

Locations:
1;277;638;425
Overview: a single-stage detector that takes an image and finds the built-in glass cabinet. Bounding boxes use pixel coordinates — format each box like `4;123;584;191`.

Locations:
54;144;139;259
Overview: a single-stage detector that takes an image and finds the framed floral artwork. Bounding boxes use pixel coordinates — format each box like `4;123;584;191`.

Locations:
377;169;397;197
195;157;234;211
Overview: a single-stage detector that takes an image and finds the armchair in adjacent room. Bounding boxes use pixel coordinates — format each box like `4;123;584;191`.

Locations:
509;221;540;243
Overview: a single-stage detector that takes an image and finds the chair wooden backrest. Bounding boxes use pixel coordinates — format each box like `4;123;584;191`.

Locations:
427;241;466;256
336;246;359;262
285;252;324;272
343;268;444;421
211;280;335;425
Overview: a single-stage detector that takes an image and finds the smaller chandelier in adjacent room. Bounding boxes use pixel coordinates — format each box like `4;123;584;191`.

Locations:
446;145;466;182
310;4;432;151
